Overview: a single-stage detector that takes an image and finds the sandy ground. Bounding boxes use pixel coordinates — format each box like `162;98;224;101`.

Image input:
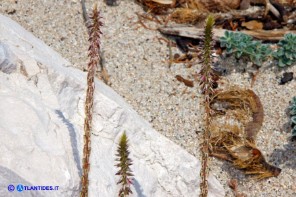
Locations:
1;0;296;196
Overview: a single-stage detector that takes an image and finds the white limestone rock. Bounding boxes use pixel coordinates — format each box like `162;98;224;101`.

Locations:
0;14;225;197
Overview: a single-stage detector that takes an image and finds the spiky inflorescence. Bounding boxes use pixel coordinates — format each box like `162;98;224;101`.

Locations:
80;4;103;197
115;132;134;197
199;15;215;197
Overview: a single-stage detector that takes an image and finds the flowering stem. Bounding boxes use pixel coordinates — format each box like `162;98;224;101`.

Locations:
80;4;103;197
199;15;215;197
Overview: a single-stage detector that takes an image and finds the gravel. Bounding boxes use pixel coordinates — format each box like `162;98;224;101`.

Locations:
1;0;295;196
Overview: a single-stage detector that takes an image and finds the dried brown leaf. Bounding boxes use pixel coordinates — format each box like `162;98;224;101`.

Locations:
242;20;263;30
176;75;194;87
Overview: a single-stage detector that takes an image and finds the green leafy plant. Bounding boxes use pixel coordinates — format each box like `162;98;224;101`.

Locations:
220;31;296;67
220;31;272;65
289;97;296;138
115;132;134;197
273;33;296;67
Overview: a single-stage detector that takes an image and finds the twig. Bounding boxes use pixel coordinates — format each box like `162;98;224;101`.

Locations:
168;40;172;68
228;179;246;197
250;69;260;88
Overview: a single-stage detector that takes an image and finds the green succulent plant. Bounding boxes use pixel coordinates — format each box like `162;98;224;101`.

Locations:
220;31;296;68
289;97;296;138
219;31;272;65
273;33;296;67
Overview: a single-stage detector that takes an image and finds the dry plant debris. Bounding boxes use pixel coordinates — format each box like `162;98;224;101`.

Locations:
228;179;246;197
175;75;194;87
137;0;296;56
209;87;282;180
138;0;294;24
169;8;206;24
